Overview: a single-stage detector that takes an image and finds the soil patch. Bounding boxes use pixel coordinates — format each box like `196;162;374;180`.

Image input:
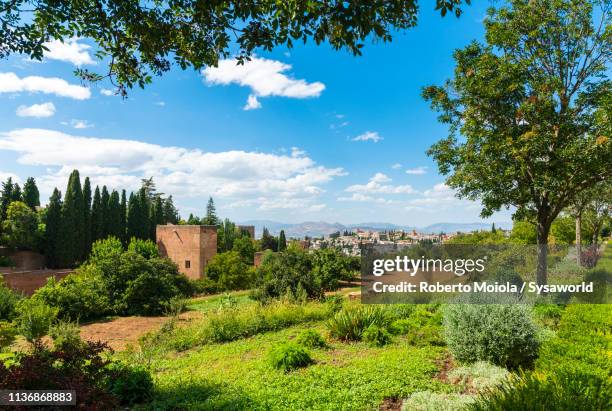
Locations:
79;311;202;351
379;396;402;411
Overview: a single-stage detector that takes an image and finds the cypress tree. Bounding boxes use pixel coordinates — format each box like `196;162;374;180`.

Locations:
203;197;218;225
10;183;21;202
82;177;92;254
100;186;110;238
107;190;122;239
150;196;164;240
91;186;102;241
163;195;179;224
45;188;62;268
127;192;140;240
120;190;127;244
138;187;150;239
0;177;14;220
22;177;40;210
278;230;287;251
60;170;85;266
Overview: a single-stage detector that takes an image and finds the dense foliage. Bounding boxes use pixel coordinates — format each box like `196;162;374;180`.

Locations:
424;0;611;285
268;342;313;371
34;237;190;319
0;173;179;267
254;246;357;301
205;251;255;291
0;1;468;95
443;303;540;370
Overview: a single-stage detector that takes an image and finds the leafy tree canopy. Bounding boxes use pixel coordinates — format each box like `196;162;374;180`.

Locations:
423;0;611;284
1;0;468;95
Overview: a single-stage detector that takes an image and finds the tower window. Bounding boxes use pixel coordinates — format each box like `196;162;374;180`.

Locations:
185;260;191;269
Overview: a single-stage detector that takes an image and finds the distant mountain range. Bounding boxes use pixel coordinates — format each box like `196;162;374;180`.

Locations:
239;220;513;239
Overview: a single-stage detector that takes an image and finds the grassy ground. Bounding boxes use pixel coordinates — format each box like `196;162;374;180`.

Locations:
186;290;254;313
137;322;448;410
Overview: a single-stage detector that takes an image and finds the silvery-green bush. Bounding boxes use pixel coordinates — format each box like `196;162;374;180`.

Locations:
443;301;539;369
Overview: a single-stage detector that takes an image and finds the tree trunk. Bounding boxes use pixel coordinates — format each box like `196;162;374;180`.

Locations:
575;214;582;266
536;219;550;287
592;224;601;250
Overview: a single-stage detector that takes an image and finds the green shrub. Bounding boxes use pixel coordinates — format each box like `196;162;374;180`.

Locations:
310;248;357;291
362;325;392;347
120;256;189;316
405;324;446;347
389;319;413;335
0;321;17;349
254;246;318;301
0;279;20;320
49;320;83;351
127;238;158;259
103;362;154;405
268;342;313;371
326;305;391;341
32;267;111;321
469;371;610;411
205;251;255;291
190;277;219;295
15;298;58;342
443;304;539;369
296;329;327;349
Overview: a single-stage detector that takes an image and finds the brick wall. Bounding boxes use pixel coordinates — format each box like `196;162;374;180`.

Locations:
156;225;217;280
0;270;73;296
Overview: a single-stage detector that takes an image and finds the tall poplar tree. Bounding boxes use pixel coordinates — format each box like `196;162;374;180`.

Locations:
45;189;62;268
22;177;40;210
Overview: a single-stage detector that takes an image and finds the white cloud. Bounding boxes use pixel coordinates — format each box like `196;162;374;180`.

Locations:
337;192;397;204
43;39;95;66
100;88;114;96
0;72;90;100
352;131;382;143
404;183;479;212
345;173;415;194
154;101;166;107
203;57;325;109
16;102;56;118
69;119;93;129
405;166;428;175
0;171;20;183
391;163;402;170
0;129;345;212
244;94;262;110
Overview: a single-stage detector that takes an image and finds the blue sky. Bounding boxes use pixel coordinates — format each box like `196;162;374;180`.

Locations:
0;2;514;226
